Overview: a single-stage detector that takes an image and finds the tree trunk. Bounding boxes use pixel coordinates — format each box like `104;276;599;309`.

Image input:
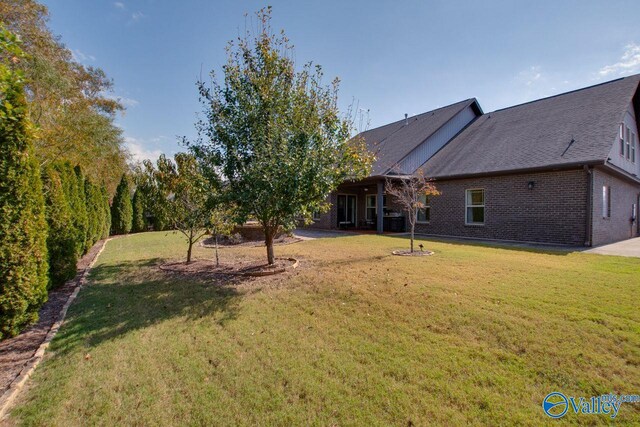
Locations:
186;229;193;264
410;218;415;253
187;241;193;264
214;234;219;267
264;226;275;265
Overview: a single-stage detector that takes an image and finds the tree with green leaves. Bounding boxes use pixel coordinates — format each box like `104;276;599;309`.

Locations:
42;165;77;287
153;153;212;264
191;8;373;265
131;188;146;233
0;0;128;195
111;174;133;235
0;25;49;338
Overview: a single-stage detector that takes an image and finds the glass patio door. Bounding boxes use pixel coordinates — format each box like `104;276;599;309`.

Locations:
337;195;356;227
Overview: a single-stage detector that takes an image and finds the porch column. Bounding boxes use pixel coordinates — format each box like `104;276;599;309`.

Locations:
377;180;384;234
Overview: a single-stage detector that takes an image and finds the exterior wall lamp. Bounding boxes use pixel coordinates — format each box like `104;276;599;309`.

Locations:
528;181;535;190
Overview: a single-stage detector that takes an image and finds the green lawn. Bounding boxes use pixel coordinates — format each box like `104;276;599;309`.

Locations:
10;232;640;426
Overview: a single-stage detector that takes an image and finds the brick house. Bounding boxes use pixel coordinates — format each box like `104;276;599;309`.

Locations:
310;75;640;246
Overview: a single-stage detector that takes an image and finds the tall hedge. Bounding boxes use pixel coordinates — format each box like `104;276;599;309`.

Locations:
42;165;77;288
0;27;49;338
100;185;111;239
131;188;146;233
72;166;89;256
84;179;102;250
111;174;132;235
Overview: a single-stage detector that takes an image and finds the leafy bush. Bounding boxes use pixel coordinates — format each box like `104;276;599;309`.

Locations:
42;165;77;288
131;188;146;233
111;174;132;235
100;185;111;239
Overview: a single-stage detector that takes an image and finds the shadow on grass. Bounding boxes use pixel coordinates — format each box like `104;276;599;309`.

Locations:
387;234;581;256
48;258;249;356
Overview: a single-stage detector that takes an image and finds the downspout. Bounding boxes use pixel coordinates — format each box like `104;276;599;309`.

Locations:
584;166;593;247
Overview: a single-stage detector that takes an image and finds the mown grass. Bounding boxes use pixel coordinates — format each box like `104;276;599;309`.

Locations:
10;231;640;426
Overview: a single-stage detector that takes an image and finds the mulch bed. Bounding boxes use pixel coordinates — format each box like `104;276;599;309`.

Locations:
200;235;302;248
159;257;299;277
391;249;435;256
0;240;106;396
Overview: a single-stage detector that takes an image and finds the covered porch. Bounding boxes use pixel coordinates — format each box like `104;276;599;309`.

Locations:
333;177;406;233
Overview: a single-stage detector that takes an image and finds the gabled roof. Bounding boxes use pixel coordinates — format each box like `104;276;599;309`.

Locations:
360;99;478;175
422;74;640;178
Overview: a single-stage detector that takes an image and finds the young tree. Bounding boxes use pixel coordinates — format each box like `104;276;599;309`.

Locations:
153;153;211;264
0;26;49;337
209;205;235;268
111;174;133;235
385;169;440;253
131;188;146;233
191;8;372;265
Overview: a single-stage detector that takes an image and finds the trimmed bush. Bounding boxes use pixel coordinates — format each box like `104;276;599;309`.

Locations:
131;188;146;233
0;30;49;338
84;179;101;250
42;165;77;288
100;185;111;239
111;174;132;234
73;166;89;255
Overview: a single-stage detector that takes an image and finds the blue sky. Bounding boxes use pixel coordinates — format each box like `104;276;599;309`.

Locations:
41;0;640;163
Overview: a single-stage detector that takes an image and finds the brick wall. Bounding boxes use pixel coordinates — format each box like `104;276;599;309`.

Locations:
591;167;640;246
415;169;589;246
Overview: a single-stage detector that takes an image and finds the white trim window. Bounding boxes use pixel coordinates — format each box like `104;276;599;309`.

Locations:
365;194;387;221
416;194;431;223
632;132;636;163
365;194;376;221
620;124;625;156
465;189;485;225
626;126;631;159
312;211;321;221
602;185;611;219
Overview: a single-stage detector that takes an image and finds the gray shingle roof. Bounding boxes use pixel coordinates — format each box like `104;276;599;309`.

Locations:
361;99;477;175
422;74;640;178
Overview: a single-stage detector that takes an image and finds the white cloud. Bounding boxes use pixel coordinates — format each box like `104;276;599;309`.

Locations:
131;11;145;22
599;43;640;77
114;2;125;9
125;136;163;163
518;65;542;86
72;49;96;63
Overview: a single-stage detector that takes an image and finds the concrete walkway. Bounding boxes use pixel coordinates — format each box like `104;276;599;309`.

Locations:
584;237;640;258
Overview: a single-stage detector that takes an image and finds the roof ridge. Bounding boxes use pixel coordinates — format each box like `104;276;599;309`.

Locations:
491;75;638;114
361;98;475;136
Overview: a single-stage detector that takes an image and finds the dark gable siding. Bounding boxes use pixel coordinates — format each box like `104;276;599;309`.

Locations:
416;169;589;246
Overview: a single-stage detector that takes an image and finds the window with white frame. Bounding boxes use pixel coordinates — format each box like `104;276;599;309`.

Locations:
365;194;387;221
620;124;625;156
632;133;636;163
626;126;631;159
465;189;485;225
312;211;321;221
416;194;431;223
602;185;611;219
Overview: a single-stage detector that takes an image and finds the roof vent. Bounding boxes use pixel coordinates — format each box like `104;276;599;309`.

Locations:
404;113;408;125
